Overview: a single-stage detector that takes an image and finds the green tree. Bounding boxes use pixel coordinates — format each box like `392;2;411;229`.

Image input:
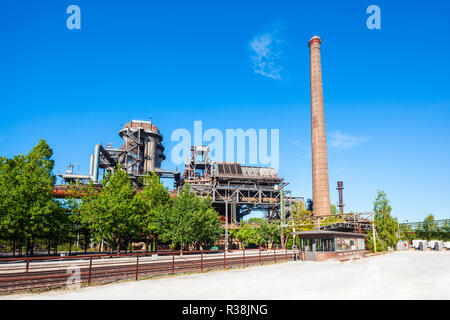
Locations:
59;188;91;253
0;140;62;256
229;218;280;249
280;200;313;248
282;200;344;248
230;221;260;248
440;220;450;241
64;183;99;253
135;172;172;251
255;219;280;248
397;217;450;242
154;184;221;250
289;200;314;231
399;223;415;242
0;156;22;251
366;190;399;252
416;215;440;240
79;166;140;253
330;204;339;215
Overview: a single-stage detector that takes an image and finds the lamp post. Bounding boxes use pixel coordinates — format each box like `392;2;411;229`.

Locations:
225;200;229;251
280;189;285;249
372;213;377;253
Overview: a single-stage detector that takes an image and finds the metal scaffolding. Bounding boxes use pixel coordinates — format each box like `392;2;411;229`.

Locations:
181;146;301;223
59;120;180;188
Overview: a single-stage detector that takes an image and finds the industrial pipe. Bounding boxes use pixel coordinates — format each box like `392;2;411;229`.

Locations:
92;144;101;184
337;181;344;214
92;144;116;184
89;154;94;178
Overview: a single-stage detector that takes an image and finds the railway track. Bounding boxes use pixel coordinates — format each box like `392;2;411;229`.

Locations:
0;249;294;294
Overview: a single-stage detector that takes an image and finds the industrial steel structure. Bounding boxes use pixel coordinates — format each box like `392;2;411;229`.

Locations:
54;35;376;236
284;211;374;235
55;122;300;226
181;146;301;223
400;219;450;231
317;212;375;233
59;120;180;187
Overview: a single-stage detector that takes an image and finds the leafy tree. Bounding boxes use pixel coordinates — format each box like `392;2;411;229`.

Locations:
79;166;140;253
229;218;280;249
0;156;22;250
230;221;260;248
62;182;99;252
42;201;71;254
415;215;450;241
440;221;450;241
58;188;91;253
280;200;313;248
320;216;345;229
289;200;314;231
330;204;339;215
366;190;399;252
398;223;416;242
282;200;344;248
135;172;172;251
154;184;221;250
254;219;280;248
416;214;438;240
0;140;62;256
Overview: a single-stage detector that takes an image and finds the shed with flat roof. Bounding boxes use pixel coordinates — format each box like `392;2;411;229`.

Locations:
293;230;366;261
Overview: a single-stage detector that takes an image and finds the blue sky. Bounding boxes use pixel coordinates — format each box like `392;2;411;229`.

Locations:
1;0;449;222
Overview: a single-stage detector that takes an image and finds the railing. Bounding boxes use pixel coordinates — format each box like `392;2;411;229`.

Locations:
0;248;296;294
400;219;450;231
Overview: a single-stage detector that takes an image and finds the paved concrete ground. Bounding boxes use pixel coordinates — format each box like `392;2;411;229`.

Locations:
3;250;449;300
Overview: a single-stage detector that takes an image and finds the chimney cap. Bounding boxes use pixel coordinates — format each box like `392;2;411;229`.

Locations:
308;35;321;47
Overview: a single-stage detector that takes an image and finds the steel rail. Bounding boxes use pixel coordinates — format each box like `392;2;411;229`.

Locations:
0;249;292;294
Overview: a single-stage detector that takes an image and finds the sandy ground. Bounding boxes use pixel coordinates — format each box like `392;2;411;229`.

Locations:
2;250;449;300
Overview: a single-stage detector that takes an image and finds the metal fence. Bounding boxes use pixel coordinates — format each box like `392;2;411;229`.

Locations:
0;248;297;294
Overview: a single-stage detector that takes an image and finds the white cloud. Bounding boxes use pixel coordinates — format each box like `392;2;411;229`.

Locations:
329;131;370;150
249;24;285;80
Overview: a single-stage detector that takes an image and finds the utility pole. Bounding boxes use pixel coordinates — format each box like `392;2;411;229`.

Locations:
372;214;377;253
225;200;229;251
280;189;285;249
293;223;296;247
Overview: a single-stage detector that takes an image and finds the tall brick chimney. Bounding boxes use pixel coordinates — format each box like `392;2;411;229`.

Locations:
308;36;331;219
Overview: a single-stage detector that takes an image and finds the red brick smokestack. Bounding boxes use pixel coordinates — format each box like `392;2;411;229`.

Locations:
308;36;331;219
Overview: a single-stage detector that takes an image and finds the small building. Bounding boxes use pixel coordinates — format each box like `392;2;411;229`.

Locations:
293;230;366;262
396;240;410;250
411;239;426;249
